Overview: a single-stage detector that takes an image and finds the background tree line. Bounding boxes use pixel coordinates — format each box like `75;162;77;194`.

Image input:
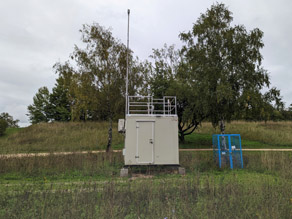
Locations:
27;3;290;147
0;112;19;136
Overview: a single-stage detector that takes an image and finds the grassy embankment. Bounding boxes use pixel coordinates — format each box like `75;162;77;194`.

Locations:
1;121;292;154
182;121;292;149
0;122;123;154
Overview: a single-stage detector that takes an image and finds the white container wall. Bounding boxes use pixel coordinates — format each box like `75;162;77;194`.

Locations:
124;115;179;165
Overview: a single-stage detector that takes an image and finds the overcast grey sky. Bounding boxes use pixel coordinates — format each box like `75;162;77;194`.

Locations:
1;0;292;126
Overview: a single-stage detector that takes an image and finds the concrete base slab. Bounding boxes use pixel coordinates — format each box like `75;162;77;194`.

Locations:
178;167;186;175
120;168;129;177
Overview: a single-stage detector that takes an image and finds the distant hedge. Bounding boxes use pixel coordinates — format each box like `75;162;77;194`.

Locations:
0;119;8;136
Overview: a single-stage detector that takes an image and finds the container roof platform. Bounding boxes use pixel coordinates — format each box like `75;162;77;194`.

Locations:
127;96;177;116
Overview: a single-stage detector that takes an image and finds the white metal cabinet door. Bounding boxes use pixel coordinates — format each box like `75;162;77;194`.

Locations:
136;121;154;164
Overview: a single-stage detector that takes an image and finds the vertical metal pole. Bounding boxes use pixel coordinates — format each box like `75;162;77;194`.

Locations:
239;134;243;168
175;97;177;115
217;135;221;168
127;96;129;115
151;96;153;114
125;9;130;117
228;135;233;169
163;97;165;115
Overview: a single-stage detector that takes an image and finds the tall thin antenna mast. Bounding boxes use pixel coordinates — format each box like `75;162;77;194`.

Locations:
125;9;130;117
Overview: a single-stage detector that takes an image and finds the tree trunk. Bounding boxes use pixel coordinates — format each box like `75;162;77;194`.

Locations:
220;118;227;150
219;118;225;134
179;133;185;143
106;117;112;152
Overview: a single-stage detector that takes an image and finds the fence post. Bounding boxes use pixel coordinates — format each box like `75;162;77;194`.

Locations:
228;135;233;169
217;135;221;168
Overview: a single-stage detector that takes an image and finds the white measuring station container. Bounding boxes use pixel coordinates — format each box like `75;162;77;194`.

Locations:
119;96;179;166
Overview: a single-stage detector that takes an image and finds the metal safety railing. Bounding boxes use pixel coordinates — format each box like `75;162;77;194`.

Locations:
127;96;177;116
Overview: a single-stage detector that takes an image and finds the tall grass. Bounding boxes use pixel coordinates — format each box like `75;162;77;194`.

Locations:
0;152;124;180
1;152;292;218
1;174;291;218
1;151;292;180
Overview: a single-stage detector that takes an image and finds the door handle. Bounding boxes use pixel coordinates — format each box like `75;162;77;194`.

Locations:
149;139;153;144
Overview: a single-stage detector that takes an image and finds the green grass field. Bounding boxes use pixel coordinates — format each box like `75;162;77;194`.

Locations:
0;151;292;218
1;121;292;218
1;121;292;154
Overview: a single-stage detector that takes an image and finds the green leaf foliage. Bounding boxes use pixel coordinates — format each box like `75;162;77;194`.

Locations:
27;23;148;124
27;23;148;151
149;44;204;142
179;3;279;132
0;112;19;128
0;119;8;136
54;23;147;122
27;87;51;124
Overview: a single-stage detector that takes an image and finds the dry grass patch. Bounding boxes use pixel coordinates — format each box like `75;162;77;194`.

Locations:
0;122;124;154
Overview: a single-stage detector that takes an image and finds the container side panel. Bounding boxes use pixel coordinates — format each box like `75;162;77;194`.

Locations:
154;116;179;165
124;116;179;165
124;116;138;165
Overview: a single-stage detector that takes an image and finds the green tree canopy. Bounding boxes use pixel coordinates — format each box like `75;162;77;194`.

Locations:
149;44;205;142
27;87;51;124
180;3;276;133
27;23;147;150
48;66;72;122
27;77;72;123
0;112;19;128
53;23;147;151
150;3;284;140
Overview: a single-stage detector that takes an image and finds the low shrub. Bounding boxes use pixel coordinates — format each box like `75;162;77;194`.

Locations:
0;119;8;136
